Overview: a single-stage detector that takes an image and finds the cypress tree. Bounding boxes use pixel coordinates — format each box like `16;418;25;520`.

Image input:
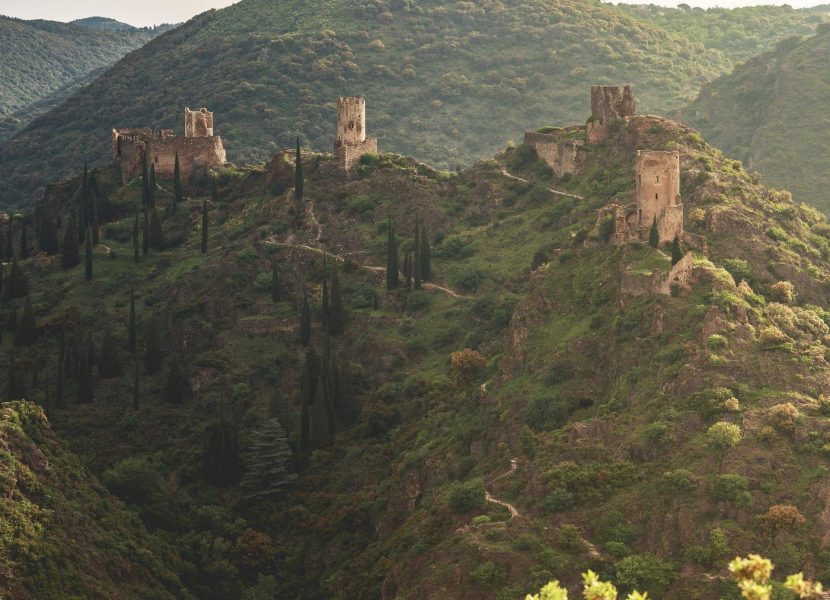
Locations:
4;218;12;260
404;250;412;289
294;136;304;201
385;219;398;290
56;333;65;408
173;152;183;206
649;216;659;248
84;226;93;280
240;418;296;500
7;257;27;299
299;294;311;347
19;221;28;259
7;308;15;332
328;262;344;336
61;211;80;269
38;215;59;255
321;256;329;332
142;210;149;256
201;200;208;254
671;235;684;266
144;313;163;375
321;332;337;437
270;261;280;303
132;358;140;410
299;351;312;462
98;327;122;378
79;164;88;242
0;225;6;261
148;163;157;208
132;212;140;263
141;154;150;208
420;224;431;281
210;174;218;202
162;358;191;404
413;223;422;290
14;297;36;346
128;288;136;354
148;208;165;251
77;339;93;404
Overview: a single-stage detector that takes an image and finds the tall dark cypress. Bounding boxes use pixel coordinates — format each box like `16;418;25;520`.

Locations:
79;164;88;243
128;288;137;354
132;358;140;410
14;296;36;346
7;257;28;299
98;327;122;378
148;208;165;251
148;163;157;208
84;226;93;280
328;262;344;336
420;224;431;281
200;200;208;254
270;261;280;303
132;212;140;263
671;235;683;266
385;219;398;290
77;339;93;404
19;221;28;259
173;152;183;206
141;154;150;208
91;190;100;245
404;250;412;289
210;174;218;203
413;223;422;290
61;212;79;269
144;313;162;375
299;351;311;462
38;215;59;255
321;256;329;332
162;358;191;404
649;216;659;248
299;294;311;347
321;331;336;437
294;136;304;201
142;210;149;256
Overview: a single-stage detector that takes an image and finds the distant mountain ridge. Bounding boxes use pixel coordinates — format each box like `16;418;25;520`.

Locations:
71;16;141;31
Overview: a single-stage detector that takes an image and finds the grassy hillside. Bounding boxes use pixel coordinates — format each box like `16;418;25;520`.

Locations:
0;400;184;598
0;0;740;209
0;16;168;142
8;105;830;598
681;26;830;214
619;3;830;63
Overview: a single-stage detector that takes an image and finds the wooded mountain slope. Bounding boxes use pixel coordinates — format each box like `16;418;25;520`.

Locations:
0;16;167;143
0;0;741;208
681;26;830;213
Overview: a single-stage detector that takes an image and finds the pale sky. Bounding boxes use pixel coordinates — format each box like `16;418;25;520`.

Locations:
0;0;239;27
0;0;827;27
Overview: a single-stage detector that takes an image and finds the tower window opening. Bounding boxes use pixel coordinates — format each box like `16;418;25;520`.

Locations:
655;193;658;200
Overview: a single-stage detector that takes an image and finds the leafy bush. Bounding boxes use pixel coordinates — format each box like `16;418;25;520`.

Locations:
404;290;431;312
525;394;572;431
102;457;163;505
769;281;795;304
557;524;583;550
722;258;751;283
470;560;507;587
712;473;752;509
452;267;484;292
447;479;485;514
437;235;475;258
614;553;674;593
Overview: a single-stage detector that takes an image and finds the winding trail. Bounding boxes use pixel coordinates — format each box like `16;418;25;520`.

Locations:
262;239;471;299
501;169;584;200
485;458;521;519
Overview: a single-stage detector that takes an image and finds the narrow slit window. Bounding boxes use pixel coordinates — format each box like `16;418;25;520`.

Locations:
655;193;658;200
656;175;660;183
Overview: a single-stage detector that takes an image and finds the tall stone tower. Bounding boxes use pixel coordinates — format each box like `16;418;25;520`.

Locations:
587;85;635;143
335;96;378;171
184;107;214;138
636;150;683;243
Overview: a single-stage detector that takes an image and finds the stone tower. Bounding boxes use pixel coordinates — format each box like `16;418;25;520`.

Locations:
184;107;214;138
587;85;635;143
335;97;366;148
636;150;683;243
335;96;378;171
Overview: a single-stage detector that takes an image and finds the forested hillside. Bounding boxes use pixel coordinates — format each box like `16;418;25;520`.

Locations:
0;16;168;142
0;0;739;208
681;26;830;213
5;100;830;597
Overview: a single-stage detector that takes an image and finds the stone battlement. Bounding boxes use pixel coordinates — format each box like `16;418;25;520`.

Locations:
112;108;226;184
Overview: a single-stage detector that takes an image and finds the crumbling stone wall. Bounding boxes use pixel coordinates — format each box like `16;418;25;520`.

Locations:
184;107;214;137
523;131;586;177
112;108;226;184
335;96;378;171
621;252;694;296
636;150;682;242
587;85;635;143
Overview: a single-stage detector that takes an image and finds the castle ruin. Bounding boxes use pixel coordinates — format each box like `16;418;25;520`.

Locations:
635;150;683;243
112;107;226;184
587;85;635;143
335;97;377;171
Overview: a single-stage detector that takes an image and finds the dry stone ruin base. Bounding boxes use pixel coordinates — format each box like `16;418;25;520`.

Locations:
523;130;586;177
335;96;378;171
587;85;635;143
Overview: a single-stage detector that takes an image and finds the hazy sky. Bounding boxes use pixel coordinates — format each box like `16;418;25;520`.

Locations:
0;0;827;27
0;0;239;27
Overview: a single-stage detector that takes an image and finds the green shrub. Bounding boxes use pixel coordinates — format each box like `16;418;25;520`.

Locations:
447;479;485;514
470;561;507;587
405;290;431;312
525;394;572;431
102;457;163;505
452;267;484;292
614;553;674;593
712;473;752;509
437;235;475;258
557;524;583;550
254;272;271;292
722;258;751;283
347;194;375;217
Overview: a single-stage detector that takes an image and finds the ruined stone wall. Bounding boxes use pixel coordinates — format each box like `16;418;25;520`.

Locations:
656;204;684;244
588;85;635;143
336;137;377;171
112;128;153;161
336;97;366;148
116;139;148;183
146;136;226;179
184;108;214;137
621;252;694;296
523;132;586;177
636;150;680;229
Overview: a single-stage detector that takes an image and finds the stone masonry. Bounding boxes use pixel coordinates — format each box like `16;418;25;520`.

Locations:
587;85;635;143
335;97;377;171
523;128;586;177
112;107;226;184
636;150;683;244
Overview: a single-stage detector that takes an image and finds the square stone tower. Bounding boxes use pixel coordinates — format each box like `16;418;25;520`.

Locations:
185;107;214;137
335;96;378;171
636;150;683;243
